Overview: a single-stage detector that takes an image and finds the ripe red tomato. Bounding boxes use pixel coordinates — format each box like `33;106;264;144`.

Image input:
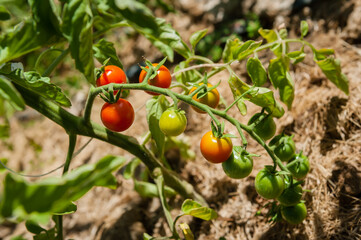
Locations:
189;83;220;114
100;98;135;132
200;131;233;164
96;65;127;87
139;63;172;95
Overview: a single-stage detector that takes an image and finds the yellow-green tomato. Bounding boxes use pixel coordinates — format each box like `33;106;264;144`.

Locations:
159;109;187;136
222;148;253;179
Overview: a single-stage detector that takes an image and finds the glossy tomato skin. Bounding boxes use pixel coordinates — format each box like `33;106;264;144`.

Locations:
96;65;127;87
222;149;253;179
277;181;303;206
159;109;187;136
100;98;135;132
139;63;172;95
200;131;233;164
269;134;296;162
248;113;276;141
255;168;285;199
189;83;220;114
281;202;307;224
287;153;310;180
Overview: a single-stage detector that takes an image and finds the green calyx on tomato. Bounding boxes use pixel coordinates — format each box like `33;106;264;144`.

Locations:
159;108;187;136
139;63;172;95
248;112;276;141
100;98;135;132
200;130;233;164
269;134;296;162
287;152;310;180
281;202;307;224
222;147;254;179
255;167;285;199
189;83;220;114
277;180;303;206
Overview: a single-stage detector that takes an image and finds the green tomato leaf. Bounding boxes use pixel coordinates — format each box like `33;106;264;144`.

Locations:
237;98;247;116
287;50;306;64
146;96;169;156
143;233;153;240
315;56;349;95
0;155;126;223
0;76;25;111
0;68;71;107
268;57;294;109
122;158;141;179
33;227;56;240
246;57;267;87
313;48;335;61
190;29;208;51
300;20;309;38
0;6;11;20
93;39;123;69
236;40;262;60
61;0;94;84
114;1;191;61
222;38;242;63
258;28;278;43
134;180;177;198
174;61;200;84
181;199;217;221
279;28;288;39
25;220;46;234
0;0;62;64
229;74;284;118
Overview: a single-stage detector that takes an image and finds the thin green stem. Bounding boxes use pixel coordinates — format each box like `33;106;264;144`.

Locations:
56;133;77;240
42;48;70;77
83;85;97;124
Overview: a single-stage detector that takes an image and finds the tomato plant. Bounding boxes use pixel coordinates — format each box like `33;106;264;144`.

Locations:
269;134;296;162
281;202;307;224
222;147;253;179
159;108;187;136
189;83;220;113
100;98;135;132
0;1;349;237
139;63;172;95
248;113;276;141
200;131;233;163
255;168;285;199
287;152;310;180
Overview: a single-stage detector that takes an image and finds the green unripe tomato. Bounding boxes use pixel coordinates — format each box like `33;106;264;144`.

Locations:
159;109;187;136
269;134;296;162
287;152;310;180
255;168;285;199
281;202;307;224
222;148;253;179
248;113;276;141
277;182;303;206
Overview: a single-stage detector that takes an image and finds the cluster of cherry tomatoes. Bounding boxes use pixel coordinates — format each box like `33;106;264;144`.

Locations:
96;63;309;224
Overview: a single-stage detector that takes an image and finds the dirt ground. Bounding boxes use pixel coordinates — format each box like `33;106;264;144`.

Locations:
1;0;361;239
